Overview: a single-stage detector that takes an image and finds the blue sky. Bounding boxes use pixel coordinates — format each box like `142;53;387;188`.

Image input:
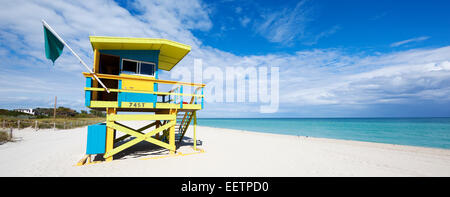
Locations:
194;0;450;55
0;0;450;117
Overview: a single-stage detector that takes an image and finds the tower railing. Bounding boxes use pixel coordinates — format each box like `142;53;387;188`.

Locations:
82;72;205;110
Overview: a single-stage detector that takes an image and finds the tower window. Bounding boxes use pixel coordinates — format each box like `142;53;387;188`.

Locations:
122;59;138;73
121;59;155;77
140;62;155;76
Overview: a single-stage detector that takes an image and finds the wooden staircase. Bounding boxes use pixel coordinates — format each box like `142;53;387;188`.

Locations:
176;111;193;142
175;87;201;143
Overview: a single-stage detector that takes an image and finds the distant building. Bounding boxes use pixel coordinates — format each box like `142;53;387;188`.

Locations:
14;108;35;115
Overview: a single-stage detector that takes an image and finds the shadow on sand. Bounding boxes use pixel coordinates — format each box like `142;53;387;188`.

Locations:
93;136;202;161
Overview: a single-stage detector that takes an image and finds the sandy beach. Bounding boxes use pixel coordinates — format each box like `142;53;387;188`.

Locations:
0;124;449;177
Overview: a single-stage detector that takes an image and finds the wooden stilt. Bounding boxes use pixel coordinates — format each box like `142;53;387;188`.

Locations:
155;120;160;140
169;109;177;155
193;111;197;151
87;155;92;164
76;155;90;166
105;108;116;162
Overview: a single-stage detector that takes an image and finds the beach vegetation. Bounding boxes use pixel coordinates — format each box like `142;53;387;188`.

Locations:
0;130;11;143
0;107;106;130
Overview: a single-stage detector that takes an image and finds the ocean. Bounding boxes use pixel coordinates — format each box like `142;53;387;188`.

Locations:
197;118;450;149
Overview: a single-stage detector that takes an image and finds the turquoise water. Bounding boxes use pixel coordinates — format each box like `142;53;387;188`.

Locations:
197;118;450;149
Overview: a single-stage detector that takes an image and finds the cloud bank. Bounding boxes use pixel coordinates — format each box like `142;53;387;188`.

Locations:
0;0;449;117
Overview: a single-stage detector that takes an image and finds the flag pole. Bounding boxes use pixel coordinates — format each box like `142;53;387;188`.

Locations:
41;20;110;93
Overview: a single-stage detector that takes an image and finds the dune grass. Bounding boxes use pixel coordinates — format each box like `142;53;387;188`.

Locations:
0;130;11;142
0;117;105;130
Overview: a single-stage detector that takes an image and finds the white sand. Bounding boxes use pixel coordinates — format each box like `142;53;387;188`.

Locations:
0;124;449;177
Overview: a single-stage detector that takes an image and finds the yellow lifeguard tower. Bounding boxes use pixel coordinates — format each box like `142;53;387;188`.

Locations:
78;36;205;165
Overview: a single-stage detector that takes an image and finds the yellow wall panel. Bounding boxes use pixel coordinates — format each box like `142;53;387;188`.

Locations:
120;74;155;92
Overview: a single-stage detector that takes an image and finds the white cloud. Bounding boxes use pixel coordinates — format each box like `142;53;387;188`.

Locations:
254;0;312;44
183;40;450;112
235;6;242;14
370;12;388;21
390;36;430;47
0;0;449;117
131;0;212;32
251;0;340;46
303;25;341;46
240;16;251;27
279;47;450;106
0;0;212;110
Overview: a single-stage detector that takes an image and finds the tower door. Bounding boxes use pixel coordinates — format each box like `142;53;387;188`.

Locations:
97;54;120;101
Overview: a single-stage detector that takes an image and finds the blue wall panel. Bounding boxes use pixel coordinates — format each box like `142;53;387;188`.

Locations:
85;77;92;107
118;80;122;107
86;123;106;154
118;92;157;103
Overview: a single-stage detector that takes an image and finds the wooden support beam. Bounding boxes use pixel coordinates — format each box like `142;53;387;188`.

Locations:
169;109;177;155
169;121;175;155
104;135;143;159
114;121;157;143
104;120;176;159
92;49;99;100
193;111;197;151
105;108;116;162
76;155;90;166
155;120;160;140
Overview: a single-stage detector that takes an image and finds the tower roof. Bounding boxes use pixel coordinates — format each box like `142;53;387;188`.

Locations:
89;36;191;71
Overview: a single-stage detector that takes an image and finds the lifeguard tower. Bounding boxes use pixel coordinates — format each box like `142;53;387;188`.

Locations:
77;36;205;165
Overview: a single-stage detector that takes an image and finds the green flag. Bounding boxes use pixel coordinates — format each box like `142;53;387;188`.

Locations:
43;25;64;64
